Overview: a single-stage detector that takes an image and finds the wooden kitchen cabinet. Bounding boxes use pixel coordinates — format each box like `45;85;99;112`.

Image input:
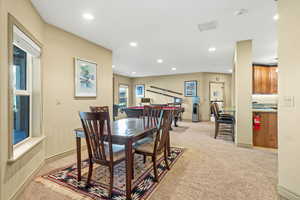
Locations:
253;65;278;94
253;112;278;149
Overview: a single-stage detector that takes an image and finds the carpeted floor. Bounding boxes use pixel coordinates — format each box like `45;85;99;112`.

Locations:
19;121;279;200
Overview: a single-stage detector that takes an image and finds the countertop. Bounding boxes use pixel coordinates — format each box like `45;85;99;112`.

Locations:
223;108;277;113
252;109;277;113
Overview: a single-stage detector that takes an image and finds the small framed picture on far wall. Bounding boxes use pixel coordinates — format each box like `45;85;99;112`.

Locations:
184;80;197;97
135;84;145;98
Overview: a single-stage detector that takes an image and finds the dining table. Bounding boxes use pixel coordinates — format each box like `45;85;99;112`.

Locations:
74;118;157;200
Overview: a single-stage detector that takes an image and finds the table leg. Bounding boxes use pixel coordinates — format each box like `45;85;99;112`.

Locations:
174;116;179;127
167;132;171;156
76;137;82;182
125;140;133;200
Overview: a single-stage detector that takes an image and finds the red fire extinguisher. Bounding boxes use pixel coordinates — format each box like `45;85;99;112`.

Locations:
253;114;261;131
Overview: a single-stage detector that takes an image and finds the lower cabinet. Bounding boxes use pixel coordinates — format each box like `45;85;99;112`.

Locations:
253;112;278;149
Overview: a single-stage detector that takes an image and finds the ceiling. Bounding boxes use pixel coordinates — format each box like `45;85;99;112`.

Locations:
31;0;277;77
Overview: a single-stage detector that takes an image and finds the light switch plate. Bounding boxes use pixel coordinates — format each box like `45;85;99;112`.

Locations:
282;96;295;108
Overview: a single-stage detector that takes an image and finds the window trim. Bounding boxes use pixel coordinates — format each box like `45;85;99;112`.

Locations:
8;14;43;161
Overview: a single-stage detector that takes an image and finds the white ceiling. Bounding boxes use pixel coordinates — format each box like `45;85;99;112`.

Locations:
31;0;277;77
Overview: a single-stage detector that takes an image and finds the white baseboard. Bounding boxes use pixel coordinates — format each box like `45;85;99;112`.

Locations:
9;146;87;200
237;143;253;148
45;145;87;164
9;160;45;200
278;185;300;200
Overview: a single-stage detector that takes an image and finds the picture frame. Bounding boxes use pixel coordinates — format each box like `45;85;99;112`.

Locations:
184;80;197;97
135;84;145;98
74;58;97;98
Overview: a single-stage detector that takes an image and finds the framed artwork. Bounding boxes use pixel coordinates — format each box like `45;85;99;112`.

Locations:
135;84;145;98
74;58;97;97
184;80;197;97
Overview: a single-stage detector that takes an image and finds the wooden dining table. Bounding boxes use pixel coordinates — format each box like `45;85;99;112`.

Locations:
74;118;157;200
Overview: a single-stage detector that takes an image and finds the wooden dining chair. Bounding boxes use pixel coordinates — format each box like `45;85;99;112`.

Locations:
90;106;109;113
134;110;171;182
79;111;133;198
211;103;235;142
212;103;235;120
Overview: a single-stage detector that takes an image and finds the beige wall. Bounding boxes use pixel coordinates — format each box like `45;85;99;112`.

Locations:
43;24;112;158
234;40;253;147
278;0;300;198
0;0;113;199
132;72;232;121
0;0;45;200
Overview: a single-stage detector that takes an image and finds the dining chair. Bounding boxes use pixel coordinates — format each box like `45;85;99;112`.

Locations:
90;106;109;113
79;111;134;198
212;103;235;120
211;103;235;142
134;110;171;182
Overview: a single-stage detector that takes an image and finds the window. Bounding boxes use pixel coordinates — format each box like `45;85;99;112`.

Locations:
119;85;129;108
11;24;42;146
12;45;31;145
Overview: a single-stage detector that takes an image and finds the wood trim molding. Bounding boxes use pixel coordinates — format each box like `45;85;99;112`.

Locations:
278;185;300;200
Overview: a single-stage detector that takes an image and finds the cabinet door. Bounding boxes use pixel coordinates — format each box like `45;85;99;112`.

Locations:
269;67;278;94
253;66;278;94
253;66;262;94
265;113;278;148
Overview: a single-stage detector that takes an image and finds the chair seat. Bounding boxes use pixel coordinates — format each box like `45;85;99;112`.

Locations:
133;137;154;147
104;144;129;162
135;142;155;154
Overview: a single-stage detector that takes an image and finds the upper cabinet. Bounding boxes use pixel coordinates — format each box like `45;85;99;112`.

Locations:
253;65;278;94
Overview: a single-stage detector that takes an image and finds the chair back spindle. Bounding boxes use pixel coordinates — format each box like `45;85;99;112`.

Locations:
142;106;162;128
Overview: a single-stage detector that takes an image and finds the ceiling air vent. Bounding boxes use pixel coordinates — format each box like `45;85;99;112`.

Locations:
198;20;218;32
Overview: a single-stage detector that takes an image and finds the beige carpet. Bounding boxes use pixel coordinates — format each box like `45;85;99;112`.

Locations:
19;121;279;200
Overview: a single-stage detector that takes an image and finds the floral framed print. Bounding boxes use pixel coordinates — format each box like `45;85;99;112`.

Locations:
74;58;97;98
184;80;197;97
135;84;145;98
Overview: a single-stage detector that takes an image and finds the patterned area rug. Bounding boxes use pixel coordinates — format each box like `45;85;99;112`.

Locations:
36;147;184;200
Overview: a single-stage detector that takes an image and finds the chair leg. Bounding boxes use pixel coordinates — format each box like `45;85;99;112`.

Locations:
132;154;134;179
232;124;235;142
214;122;219;139
164;148;170;170
143;155;147;164
87;159;93;186
108;166;114;199
152;156;158;182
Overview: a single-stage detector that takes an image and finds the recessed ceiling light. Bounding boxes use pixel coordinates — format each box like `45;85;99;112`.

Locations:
112;65;115;68
228;69;233;73
132;72;136;74
273;14;279;21
171;67;177;71
157;59;163;63
82;13;95;20
234;9;248;16
208;47;216;52
129;42;138;47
